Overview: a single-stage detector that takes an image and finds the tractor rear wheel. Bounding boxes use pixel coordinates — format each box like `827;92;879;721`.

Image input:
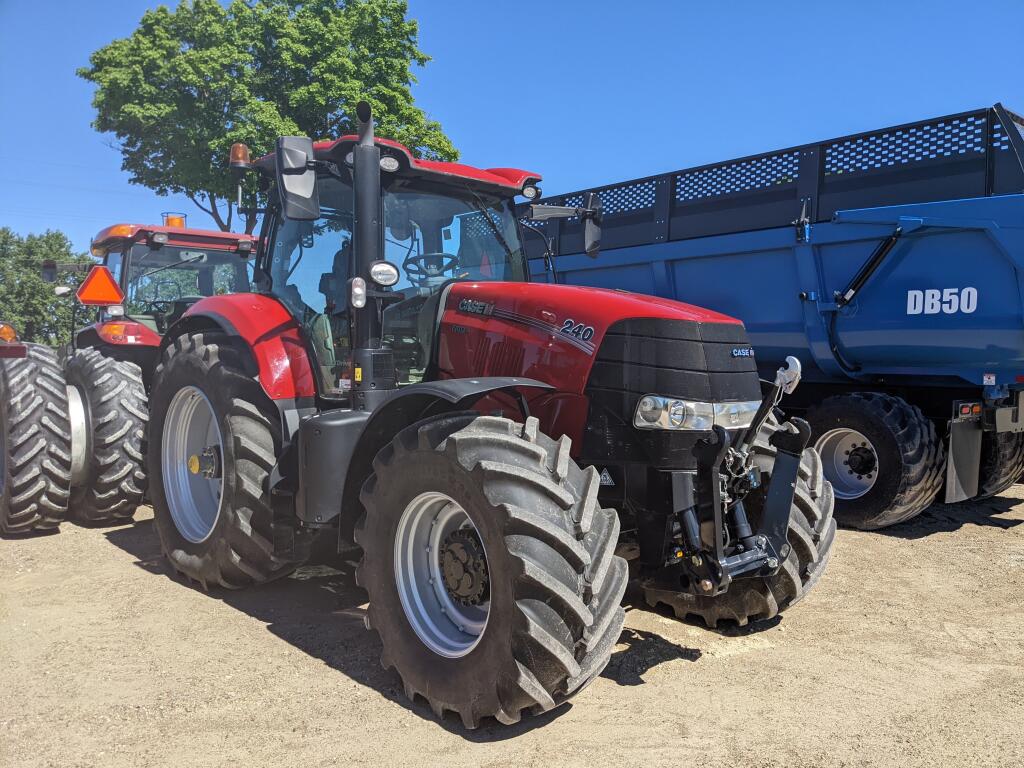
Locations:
65;348;148;524
148;331;306;588
0;344;72;535
357;413;628;728
806;393;944;529
977;432;1024;499
643;416;836;628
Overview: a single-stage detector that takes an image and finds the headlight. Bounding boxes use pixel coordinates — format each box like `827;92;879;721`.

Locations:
633;395;761;431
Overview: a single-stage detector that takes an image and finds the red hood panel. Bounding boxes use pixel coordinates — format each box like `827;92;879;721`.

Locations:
437;282;744;396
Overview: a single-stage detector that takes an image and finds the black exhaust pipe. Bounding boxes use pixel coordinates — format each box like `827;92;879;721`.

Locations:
351;100;392;410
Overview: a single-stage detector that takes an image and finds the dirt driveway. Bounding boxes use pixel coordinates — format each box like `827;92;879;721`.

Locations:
2;490;1023;768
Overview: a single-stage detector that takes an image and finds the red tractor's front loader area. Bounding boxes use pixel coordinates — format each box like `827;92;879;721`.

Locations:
0;223;256;534
6;102;834;727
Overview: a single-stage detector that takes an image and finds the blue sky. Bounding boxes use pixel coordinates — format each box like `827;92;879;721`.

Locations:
1;0;1021;252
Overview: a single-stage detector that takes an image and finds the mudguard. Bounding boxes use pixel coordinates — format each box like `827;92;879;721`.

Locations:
331;377;553;540
165;293;316;401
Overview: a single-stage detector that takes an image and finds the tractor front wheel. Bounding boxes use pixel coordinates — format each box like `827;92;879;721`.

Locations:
357;413;628;728
148;331;306;588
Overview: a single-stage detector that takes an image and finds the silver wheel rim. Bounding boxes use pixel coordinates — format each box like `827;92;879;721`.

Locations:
161;386;224;543
393;492;489;658
816;427;879;499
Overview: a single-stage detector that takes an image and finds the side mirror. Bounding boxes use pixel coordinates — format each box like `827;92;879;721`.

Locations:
42;259;57;283
582;192;602;259
275;136;320;221
527;193;602;259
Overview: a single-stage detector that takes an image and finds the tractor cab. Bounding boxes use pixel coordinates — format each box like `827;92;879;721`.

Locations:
254;153;536;395
88;220;256;339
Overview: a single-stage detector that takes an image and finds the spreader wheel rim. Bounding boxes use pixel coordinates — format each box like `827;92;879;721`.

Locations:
816;427;879;499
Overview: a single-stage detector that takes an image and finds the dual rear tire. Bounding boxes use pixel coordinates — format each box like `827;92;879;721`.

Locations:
0;345;72;534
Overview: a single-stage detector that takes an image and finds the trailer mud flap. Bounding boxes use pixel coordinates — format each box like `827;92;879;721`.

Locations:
945;402;982;503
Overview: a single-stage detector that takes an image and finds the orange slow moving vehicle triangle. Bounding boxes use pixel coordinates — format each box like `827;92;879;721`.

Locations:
76;265;125;306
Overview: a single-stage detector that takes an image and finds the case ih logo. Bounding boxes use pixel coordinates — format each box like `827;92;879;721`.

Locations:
457;298;494;316
731;347;755;358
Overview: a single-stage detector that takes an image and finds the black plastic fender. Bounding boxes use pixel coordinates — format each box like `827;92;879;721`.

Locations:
295;377;553;545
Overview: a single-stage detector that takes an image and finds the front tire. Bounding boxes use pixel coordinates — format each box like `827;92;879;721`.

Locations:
357;413;628;729
643;416;836;627
0;345;72;534
65;348;148;523
148;331;304;588
806;393;944;529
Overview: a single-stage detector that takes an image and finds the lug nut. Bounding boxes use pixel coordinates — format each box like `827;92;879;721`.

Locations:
699;579;713;592
767;557;779;569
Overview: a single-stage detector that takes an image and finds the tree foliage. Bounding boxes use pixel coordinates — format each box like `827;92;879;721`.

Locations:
79;0;456;232
0;229;95;346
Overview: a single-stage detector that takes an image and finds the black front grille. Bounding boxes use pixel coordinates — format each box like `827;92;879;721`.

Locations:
582;317;761;471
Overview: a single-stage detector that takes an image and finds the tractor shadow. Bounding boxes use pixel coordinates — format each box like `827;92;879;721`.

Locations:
104;518;580;739
600;625;701;686
878;494;1023;540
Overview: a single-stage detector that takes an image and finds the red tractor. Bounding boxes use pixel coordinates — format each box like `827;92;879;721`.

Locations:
0;223;256;533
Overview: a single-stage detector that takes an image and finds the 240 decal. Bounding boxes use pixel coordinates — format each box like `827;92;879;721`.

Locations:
560;318;595;341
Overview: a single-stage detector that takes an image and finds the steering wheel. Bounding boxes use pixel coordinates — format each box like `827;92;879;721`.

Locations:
402;252;459;288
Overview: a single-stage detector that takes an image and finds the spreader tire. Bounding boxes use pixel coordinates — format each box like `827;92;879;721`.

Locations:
65;348;148;523
148;331;306;589
356;413;628;729
0;344;72;535
977;432;1024;499
643;416;836;628
806;393;944;529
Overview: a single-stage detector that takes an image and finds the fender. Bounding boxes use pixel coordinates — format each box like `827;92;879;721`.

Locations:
164;293;317;401
300;376;553;543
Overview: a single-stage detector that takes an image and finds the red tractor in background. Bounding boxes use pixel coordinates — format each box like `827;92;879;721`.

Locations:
0;221;256;533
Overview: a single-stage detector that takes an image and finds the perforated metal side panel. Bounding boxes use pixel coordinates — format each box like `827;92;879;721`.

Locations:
825;115;987;176
675;152;800;201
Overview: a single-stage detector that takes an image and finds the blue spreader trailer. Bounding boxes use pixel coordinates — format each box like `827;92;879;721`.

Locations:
523;104;1024;529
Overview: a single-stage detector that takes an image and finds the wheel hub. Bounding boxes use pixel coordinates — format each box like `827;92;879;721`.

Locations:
188;445;222;479
815;427;879;500
847;445;876;476
439;528;489;606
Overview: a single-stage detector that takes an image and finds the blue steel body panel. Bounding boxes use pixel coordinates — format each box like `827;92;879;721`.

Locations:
530;194;1024;391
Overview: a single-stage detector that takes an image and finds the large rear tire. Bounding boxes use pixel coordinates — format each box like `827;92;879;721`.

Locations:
65;348;148;523
977;432;1024;499
357;413;628;729
643;416;836;628
0;345;72;535
148;331;306;588
806;392;944;529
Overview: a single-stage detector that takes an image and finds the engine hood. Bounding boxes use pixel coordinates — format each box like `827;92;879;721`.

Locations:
436;281;749;396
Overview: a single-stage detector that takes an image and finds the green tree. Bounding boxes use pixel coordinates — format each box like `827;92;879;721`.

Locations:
78;0;456;233
0;228;96;346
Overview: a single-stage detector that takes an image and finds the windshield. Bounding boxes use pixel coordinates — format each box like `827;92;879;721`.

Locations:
122;242;252;333
265;173;525;397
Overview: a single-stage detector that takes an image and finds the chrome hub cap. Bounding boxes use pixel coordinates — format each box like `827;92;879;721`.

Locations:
162;386;224;543
394;492;489;658
816;427;878;499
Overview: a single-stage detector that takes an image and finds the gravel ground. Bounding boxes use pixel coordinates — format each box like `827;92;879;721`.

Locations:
2;491;1023;768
